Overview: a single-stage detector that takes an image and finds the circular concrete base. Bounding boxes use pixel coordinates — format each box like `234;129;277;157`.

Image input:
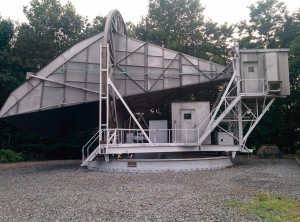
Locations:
87;156;233;172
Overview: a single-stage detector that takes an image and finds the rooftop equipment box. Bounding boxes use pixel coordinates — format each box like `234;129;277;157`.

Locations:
240;49;290;96
172;101;211;144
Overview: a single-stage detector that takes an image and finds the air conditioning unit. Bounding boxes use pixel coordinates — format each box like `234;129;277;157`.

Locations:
267;81;282;94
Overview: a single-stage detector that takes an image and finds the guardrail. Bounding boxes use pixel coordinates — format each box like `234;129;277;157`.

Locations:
99;128;200;145
241;78;265;95
81;131;99;163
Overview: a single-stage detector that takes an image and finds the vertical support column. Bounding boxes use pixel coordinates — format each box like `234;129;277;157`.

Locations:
99;43;110;159
234;43;244;150
99;43;103;143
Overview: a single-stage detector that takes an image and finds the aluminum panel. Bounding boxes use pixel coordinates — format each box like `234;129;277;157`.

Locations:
199;73;210;83
182;75;199;85
114;79;126;96
86;92;98;101
116;35;126;51
148;45;163;56
164;69;180;77
11;82;34;100
168;60;180;69
18;84;42;113
28;78;41;87
186;56;198;65
126;66;145;80
164;59;173;68
246;53;258;62
87;64;100;83
44;73;65;87
88;40;101;63
66;62;86;82
53;65;65;74
7;104;18;116
182;65;198;74
127;53;145;66
182;56;196;65
115;51;126;65
127;38;144;53
199;60;211;71
0;96;18;117
164;78;180;88
126;80;145;95
278;52;290;95
211;64;217;72
42;87;64;108
164;50;178;59
148;79;163;91
265;52;279;81
216;65;224;73
85;83;98;91
85;83;98;101
64;82;85;103
148;56;163;68
70;49;87;63
148;67;163;77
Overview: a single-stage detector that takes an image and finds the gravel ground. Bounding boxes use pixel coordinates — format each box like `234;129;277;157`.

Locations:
0;157;299;222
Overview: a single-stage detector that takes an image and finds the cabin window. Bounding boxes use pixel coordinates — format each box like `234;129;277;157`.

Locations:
184;113;192;119
248;67;255;72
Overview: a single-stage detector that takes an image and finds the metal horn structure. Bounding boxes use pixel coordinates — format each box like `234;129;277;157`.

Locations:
0;10;290;170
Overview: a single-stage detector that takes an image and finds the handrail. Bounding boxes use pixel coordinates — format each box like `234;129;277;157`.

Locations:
81;130;99;163
87;134;100;157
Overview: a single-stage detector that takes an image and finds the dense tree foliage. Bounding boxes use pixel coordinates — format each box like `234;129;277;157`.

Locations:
130;0;233;65
14;0;105;71
0;0;300;158
237;0;288;48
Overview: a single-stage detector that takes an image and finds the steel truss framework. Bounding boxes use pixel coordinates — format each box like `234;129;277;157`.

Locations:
81;40;279;166
0;9;285;166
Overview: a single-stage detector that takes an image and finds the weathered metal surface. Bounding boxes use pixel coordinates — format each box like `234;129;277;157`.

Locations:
0;20;230;138
171;101;211;144
87;156;233;172
240;48;290;95
0;34;229;120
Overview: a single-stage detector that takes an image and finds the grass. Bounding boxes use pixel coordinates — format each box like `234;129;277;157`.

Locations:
225;193;300;222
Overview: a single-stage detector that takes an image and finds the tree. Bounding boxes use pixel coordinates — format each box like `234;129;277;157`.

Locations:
14;0;86;71
132;0;233;65
195;20;234;65
0;17;26;151
0;17;24;106
133;0;204;53
84;15;106;37
237;0;288;49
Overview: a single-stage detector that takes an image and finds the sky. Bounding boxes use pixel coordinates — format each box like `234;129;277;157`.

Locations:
0;0;300;25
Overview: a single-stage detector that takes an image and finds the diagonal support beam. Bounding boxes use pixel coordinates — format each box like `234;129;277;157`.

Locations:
197;95;241;146
29;74;99;94
243;98;275;142
207;71;237;128
108;78;153;145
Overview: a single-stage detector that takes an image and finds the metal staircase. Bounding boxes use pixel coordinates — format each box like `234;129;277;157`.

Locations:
81;145;100;166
